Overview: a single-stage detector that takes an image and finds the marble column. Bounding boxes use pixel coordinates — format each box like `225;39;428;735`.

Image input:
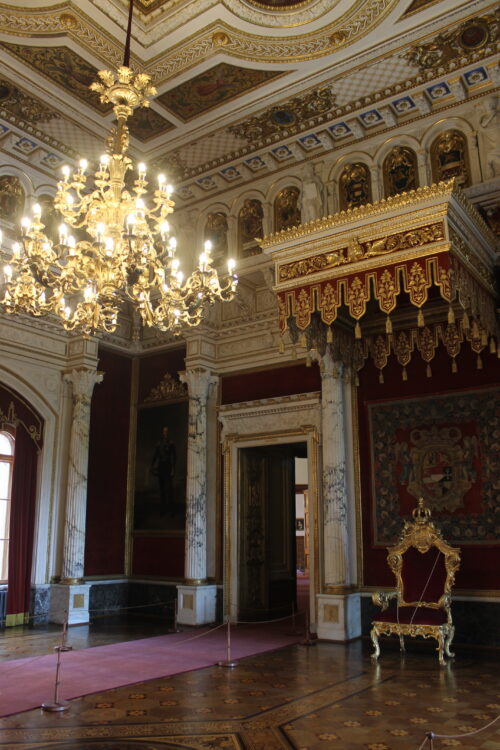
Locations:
50;367;103;625
176;368;218;625
314;350;360;641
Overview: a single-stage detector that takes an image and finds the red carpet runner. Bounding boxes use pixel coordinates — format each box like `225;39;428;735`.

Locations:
0;622;303;717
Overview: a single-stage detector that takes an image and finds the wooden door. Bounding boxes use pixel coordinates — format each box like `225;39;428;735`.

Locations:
238;445;297;621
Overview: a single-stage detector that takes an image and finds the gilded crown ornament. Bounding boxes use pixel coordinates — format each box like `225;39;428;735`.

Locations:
0;1;237;336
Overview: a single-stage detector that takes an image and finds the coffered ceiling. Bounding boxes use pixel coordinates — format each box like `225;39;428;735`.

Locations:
0;0;498;201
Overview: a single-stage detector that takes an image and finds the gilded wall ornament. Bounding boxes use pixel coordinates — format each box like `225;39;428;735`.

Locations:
204;212;228;261
403;10;500;70
144;373;188;403
238;199;263;258
339;163;372;211
383;146;418;198
431;131;470;188
228;86;336;142
0;176;25;222
275;187;301;232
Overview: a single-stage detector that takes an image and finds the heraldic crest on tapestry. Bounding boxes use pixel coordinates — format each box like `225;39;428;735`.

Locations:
395;425;477;512
369;387;498;545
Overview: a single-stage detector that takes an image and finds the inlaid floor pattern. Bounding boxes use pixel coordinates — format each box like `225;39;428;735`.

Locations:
1;635;499;749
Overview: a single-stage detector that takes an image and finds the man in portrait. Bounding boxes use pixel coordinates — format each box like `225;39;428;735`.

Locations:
151;426;176;516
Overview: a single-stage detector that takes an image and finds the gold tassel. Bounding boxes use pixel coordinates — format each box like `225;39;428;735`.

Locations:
426;363;432;378
448;306;455;324
451;358;458;373
402;366;407;381
385;316;392;334
326;326;333;343
378;370;384;384
481;330;487;347
291;346;297;359
490;337;496;354
279;337;285;354
354;374;360;386
354;321;361;339
306;353;312;367
417;308;424;328
462;311;470;331
299;333;307;348
471;320;479;339
497;344;500;359
477;355;483;370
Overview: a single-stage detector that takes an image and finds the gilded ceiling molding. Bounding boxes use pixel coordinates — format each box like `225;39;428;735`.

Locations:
222;0;344;28
0;4;124;70
150;1;397;77
0;0;396;83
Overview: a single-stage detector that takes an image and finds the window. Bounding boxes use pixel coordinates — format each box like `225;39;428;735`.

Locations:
0;431;14;583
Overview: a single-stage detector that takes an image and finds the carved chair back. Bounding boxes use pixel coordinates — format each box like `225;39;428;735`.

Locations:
387;499;461;614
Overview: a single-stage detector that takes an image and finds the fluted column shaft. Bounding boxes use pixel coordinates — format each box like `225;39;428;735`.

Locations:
318;351;350;587
61;368;103;582
179;368;217;583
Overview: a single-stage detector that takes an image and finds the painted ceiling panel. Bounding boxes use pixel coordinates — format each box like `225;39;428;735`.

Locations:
157;63;286;122
0;42;112;114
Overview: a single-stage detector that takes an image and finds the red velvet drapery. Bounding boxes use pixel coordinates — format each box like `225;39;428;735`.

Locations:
6;425;39;625
0;384;43;626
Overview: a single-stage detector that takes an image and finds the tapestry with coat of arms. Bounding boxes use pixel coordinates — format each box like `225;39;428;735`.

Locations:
368;387;499;545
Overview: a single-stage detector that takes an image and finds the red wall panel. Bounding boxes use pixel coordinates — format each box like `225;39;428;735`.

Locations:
221;363;321;404
85;348;132;576
132;535;185;578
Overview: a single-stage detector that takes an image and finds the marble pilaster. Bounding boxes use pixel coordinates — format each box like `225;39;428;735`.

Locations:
314;350;360;641
61;368;103;585
177;368;218;625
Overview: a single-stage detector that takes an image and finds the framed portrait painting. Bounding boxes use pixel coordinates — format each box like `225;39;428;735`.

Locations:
133;398;188;532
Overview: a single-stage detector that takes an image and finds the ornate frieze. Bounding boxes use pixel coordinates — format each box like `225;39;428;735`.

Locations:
228;86;336;142
277;222;446;282
404;10;500;72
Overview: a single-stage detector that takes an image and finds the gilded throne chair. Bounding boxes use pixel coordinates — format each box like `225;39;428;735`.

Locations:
371;498;461;666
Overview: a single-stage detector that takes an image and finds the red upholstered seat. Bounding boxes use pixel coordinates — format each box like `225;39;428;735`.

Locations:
370;499;461;665
375;606;448;625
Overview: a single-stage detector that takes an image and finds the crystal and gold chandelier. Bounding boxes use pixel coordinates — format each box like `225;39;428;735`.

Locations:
0;8;237;336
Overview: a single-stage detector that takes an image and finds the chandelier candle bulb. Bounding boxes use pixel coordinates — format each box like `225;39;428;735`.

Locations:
227;259;236;274
59;224;68;244
138;162;146;177
21;217;31;235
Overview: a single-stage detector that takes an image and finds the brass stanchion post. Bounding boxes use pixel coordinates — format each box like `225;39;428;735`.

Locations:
218;616;237;668
42;616;73;712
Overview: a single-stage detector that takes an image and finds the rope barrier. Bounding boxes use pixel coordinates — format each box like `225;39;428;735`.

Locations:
235;610;305;626
418;713;500;746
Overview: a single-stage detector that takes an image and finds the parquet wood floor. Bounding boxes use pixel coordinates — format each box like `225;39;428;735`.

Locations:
0;634;498;750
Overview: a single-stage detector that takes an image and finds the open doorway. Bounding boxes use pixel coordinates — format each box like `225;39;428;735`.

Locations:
294;457;310;616
237;441;308;622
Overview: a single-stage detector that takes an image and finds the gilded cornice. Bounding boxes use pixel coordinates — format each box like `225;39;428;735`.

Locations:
261;181;458;249
0;4;124;70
